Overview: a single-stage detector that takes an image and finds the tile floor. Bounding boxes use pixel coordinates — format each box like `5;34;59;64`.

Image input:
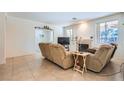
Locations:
0;54;123;81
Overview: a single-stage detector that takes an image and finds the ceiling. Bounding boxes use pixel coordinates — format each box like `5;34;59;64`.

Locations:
7;12;116;25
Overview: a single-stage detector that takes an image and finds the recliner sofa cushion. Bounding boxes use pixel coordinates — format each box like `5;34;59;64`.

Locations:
39;43;74;69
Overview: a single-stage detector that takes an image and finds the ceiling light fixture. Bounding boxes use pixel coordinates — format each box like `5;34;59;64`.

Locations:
72;17;77;20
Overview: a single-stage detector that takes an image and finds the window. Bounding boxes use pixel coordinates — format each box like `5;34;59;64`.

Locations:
66;29;73;40
97;20;118;44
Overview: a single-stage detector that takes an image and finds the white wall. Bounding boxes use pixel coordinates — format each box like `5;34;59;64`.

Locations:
53;25;63;44
0;13;6;64
6;16;37;57
6;16;63;58
64;13;124;61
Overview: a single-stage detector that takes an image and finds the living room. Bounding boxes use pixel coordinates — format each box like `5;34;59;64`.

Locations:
0;12;124;81
1;0;124;93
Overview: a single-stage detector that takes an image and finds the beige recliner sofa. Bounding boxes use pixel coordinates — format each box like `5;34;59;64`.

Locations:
85;44;116;72
39;43;74;69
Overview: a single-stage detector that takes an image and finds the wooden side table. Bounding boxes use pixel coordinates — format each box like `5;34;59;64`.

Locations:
72;52;90;75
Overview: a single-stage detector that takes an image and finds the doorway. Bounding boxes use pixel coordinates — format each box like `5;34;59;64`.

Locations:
35;27;54;53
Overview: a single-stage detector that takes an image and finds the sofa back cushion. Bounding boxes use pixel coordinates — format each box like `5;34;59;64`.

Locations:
39;43;47;57
50;44;66;65
95;44;114;66
45;43;52;60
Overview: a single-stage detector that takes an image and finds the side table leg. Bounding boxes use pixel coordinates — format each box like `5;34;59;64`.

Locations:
84;56;87;72
82;56;85;74
82;55;87;74
73;54;79;71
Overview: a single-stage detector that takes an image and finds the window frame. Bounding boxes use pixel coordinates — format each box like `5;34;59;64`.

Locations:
66;29;73;40
96;19;119;44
